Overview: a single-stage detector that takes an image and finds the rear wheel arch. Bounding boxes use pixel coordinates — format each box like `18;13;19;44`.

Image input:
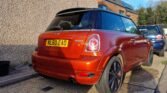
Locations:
99;44;126;72
102;44;125;69
96;44;125;82
97;52;124;82
101;52;120;71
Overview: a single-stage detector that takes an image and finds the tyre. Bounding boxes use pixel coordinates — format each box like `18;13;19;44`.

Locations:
143;49;153;66
96;56;124;93
158;49;164;57
133;65;142;71
165;43;167;51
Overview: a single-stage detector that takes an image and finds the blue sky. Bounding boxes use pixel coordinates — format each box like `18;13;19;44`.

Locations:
122;0;163;9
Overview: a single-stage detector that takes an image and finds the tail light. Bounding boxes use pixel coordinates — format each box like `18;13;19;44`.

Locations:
85;34;100;52
156;34;163;40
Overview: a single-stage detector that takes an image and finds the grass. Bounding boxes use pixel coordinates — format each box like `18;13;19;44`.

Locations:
161;60;167;65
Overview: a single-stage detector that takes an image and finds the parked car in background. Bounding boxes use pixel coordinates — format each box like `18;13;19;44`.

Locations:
32;8;153;93
163;28;167;51
164;28;167;36
138;25;166;56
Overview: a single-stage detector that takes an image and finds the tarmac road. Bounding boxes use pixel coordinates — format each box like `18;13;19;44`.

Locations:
0;52;166;93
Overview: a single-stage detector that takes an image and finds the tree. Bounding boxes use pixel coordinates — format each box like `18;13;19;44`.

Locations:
137;1;167;25
155;4;167;24
146;7;155;24
137;8;147;25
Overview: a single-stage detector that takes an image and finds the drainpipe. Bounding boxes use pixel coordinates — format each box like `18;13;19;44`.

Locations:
76;0;78;7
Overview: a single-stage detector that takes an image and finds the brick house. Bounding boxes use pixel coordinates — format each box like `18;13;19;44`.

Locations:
103;0;138;24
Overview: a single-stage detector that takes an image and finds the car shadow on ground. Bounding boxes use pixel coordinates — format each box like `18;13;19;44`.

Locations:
122;67;160;93
39;76;93;93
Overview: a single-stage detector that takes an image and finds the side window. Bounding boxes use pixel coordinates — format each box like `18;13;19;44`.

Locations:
122;17;137;34
93;11;102;29
101;12;124;32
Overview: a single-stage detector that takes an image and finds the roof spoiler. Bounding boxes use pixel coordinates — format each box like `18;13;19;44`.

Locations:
57;8;90;16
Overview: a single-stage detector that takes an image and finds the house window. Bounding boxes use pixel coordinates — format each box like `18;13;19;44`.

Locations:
119;10;124;15
127;15;130;17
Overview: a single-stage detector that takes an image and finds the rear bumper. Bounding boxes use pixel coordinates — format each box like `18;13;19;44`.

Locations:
32;52;102;85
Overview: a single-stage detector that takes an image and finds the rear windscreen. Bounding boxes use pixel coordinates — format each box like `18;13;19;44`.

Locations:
47;11;93;31
139;26;160;36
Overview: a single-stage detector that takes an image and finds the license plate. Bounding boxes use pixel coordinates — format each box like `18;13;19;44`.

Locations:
46;39;69;47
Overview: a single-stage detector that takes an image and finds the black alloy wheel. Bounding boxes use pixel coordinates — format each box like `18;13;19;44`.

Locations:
109;61;123;93
96;56;124;93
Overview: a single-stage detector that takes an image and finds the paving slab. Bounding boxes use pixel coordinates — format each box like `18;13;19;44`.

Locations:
0;77;95;93
0;76;156;93
156;63;167;93
0;65;37;87
119;83;154;93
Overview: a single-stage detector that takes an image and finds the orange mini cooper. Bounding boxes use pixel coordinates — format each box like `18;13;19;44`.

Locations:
32;8;153;93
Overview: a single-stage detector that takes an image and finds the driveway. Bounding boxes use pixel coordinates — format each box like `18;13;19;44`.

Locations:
0;52;166;93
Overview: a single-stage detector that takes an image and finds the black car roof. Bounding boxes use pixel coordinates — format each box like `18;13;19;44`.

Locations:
56;7;130;19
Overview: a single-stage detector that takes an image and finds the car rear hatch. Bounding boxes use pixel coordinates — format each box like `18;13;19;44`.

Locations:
37;31;89;59
36;9;98;59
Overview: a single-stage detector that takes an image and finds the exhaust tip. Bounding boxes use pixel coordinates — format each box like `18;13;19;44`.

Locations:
69;78;77;84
